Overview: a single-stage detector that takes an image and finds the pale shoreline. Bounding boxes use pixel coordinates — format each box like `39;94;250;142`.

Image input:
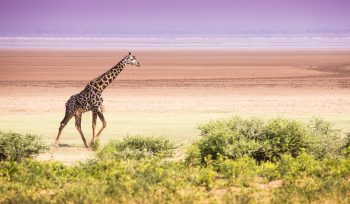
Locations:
1;35;350;49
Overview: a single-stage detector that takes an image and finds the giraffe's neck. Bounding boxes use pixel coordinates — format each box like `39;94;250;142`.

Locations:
90;58;127;92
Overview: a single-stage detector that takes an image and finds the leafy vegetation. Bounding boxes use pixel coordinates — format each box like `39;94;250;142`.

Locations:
97;135;175;160
191;117;347;163
306;118;345;158
1;152;349;203
342;132;350;156
1;117;350;203
0;131;48;161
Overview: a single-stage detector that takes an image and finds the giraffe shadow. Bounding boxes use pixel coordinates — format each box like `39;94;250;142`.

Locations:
54;144;75;148
52;144;92;150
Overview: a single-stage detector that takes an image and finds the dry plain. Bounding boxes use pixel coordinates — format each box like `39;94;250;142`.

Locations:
1;49;350;163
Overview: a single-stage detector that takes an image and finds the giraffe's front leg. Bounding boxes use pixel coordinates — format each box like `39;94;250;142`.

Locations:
75;112;89;148
91;111;97;145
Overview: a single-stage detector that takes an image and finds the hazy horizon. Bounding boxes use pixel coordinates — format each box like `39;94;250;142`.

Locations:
1;0;350;37
1;35;349;49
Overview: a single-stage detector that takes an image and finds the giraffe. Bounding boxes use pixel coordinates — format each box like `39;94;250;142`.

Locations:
55;52;140;148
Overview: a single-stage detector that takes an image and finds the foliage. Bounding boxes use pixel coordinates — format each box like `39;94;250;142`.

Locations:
0;158;207;203
1;116;350;203
197;117;263;161
341;132;350;156
0;132;48;161
258;161;280;181
1;152;350;203
215;156;259;186
90;139;100;151
98;135;175;160
192;116;347;163
272;153;350;204
306;118;344;159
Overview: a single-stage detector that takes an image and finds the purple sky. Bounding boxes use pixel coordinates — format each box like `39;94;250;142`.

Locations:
1;0;350;36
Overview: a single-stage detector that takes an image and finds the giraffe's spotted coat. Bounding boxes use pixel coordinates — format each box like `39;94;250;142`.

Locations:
55;52;140;147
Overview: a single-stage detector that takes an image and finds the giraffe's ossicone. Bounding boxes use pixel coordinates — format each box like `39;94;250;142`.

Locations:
55;52;140;148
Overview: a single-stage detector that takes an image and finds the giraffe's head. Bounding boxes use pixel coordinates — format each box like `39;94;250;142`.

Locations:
125;52;140;67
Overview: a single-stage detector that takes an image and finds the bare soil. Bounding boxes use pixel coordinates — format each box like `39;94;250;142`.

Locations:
1;49;350;164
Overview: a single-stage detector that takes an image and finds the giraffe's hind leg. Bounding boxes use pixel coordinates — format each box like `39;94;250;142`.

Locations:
95;111;107;140
75;112;89;148
55;112;73;147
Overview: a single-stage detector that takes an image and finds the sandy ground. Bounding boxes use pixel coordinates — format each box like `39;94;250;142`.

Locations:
1;49;350;164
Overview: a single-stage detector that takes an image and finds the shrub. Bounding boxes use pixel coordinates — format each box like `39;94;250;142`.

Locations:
306;118;344;159
192;116;346;163
215;156;258;186
258;161;280;181
90;139;100;151
258;118;308;161
1;147;350;203
344;133;350;149
185;144;202;167
0;158;209;203
98;136;175;160
273;153;350;204
195;117;263;161
278;153;321;183
196;166;217;190
0;132;48;161
272;177;350;204
341;133;350;156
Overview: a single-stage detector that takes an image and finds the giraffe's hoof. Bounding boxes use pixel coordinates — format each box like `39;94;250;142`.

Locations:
84;144;90;148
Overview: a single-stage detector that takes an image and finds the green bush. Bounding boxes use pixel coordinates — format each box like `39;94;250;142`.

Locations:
1;116;350;203
215;156;258;186
2;153;349;203
258;161;280;181
90;139;100;151
0;132;48;161
195;117;263;161
0;158;207;203
185;143;202;166
306;118;344;159
272;177;350;204
272;153;350;204
98;136;175;160
258;118;309;161
341;133;350;156
192;116;346;163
